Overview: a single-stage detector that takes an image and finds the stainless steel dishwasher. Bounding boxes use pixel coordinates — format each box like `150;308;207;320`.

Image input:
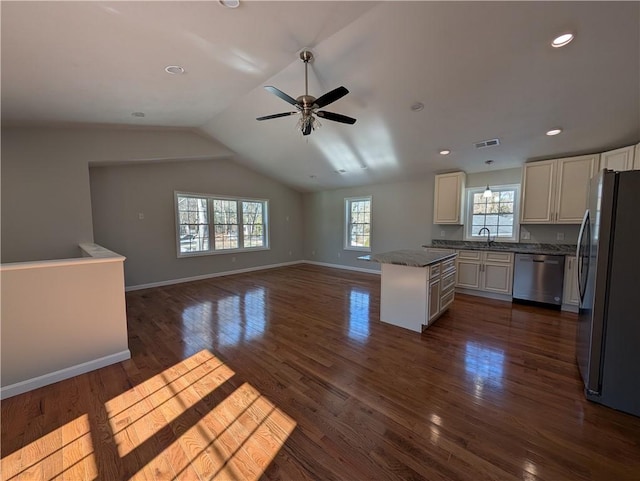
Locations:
512;254;565;306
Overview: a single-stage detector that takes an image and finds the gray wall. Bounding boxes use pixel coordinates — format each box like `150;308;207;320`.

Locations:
1;128;94;262
303;178;434;271
1;124;579;281
90;158;303;287
1;126;233;263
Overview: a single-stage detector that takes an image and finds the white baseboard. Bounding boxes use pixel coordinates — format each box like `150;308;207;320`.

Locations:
1;350;131;400
126;260;380;291
126;260;303;291
302;260;380;275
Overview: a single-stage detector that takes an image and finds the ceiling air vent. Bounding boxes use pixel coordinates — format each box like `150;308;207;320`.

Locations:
474;138;500;149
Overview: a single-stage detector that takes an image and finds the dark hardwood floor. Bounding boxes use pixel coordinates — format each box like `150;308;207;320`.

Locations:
2;264;640;480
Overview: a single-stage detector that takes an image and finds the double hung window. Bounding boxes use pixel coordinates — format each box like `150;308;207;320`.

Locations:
176;193;268;256
345;197;372;251
464;185;519;242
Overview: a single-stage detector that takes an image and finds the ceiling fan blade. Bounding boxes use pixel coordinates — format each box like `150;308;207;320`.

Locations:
264;86;300;107
314;86;349;108
256;112;298;121
316;111;357;125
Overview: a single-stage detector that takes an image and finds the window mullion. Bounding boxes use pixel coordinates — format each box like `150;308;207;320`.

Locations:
209;197;215;252
238;200;245;248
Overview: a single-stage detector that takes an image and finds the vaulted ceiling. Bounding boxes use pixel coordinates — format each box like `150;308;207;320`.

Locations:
2;1;639;191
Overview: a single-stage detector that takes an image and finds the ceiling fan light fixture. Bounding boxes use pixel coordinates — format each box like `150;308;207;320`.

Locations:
296;115;321;136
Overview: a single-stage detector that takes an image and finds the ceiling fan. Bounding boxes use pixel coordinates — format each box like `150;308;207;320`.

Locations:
256;50;356;136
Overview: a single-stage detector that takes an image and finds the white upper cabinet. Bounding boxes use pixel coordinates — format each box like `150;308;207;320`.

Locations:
600;145;635;172
521;154;599;224
555;155;599;223
520;159;556;223
433;171;466;224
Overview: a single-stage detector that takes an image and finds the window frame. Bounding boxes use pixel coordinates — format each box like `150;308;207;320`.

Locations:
464;184;520;243
344;196;372;252
175;191;269;258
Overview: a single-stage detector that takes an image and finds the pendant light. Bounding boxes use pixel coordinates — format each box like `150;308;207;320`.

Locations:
482;160;494;198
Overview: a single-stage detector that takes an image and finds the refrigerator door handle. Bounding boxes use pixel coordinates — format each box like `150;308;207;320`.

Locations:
577;209;589;304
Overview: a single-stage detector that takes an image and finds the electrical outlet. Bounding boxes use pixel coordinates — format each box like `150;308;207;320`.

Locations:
231;256;236;263
138;212;144;220
521;231;530;240
557;232;565;241
440;230;446;237
289;250;292;256
312;250;316;256
337;252;341;258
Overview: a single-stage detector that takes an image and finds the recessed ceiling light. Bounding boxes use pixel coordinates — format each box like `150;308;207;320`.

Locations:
439;149;451;155
164;65;185;75
219;0;240;8
546;128;562;136
410;102;424;112
131;112;145;118
551;33;574;48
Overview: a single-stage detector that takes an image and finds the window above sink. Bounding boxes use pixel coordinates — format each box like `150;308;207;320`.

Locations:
464;184;520;243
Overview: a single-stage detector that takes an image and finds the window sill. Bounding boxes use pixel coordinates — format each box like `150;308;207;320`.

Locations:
344;246;371;253
463;238;518;244
177;246;270;259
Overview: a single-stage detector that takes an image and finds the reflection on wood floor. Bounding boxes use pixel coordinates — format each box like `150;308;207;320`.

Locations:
2;264;640;480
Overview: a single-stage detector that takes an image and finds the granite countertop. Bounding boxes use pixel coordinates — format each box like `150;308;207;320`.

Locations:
361;249;457;267
424;240;577;256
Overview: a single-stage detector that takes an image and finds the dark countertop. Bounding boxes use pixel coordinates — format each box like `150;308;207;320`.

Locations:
360;249;457;267
424;240;577;256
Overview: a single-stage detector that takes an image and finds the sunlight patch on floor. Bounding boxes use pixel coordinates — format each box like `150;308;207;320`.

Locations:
140;381;296;480
1;349;296;480
106;349;234;457
1;414;97;480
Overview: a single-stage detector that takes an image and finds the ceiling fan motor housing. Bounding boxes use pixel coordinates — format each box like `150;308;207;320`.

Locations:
297;94;317;112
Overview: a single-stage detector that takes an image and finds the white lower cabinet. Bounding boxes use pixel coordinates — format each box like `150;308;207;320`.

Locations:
455;250;514;295
379;255;457;332
563;255;580;307
456;251;481;289
428;279;441;322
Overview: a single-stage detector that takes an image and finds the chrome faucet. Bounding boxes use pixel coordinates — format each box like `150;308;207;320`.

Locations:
477;227;494;247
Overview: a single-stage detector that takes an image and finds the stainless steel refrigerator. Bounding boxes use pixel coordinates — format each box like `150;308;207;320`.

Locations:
576;169;640;417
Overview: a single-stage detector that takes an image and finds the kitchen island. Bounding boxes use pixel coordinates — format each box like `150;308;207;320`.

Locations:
364;249;457;333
